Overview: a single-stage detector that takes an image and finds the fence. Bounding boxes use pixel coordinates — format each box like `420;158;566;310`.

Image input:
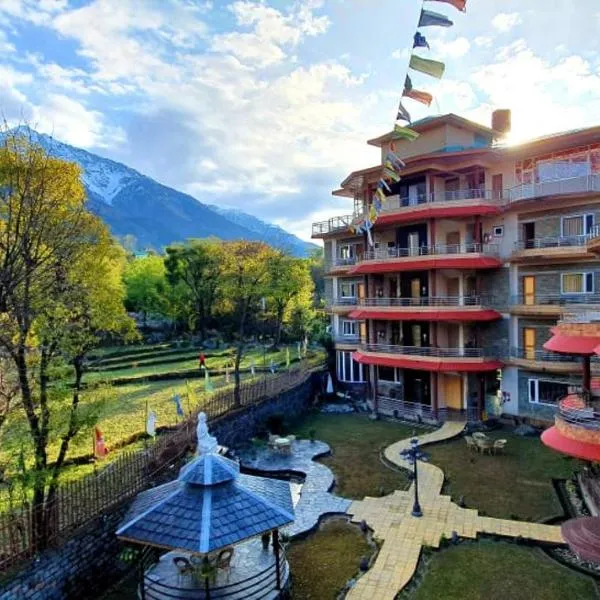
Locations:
0;365;319;574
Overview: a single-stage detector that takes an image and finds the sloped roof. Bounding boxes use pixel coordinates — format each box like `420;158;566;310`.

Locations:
117;453;294;554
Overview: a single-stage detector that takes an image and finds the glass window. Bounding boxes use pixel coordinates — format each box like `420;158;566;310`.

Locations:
341;320;357;336
561;272;594;294
528;379;569;405
340;282;356;298
562;214;594;237
378;366;396;382
336;351;364;383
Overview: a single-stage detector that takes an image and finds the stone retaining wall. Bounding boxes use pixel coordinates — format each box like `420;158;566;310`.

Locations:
0;372;321;600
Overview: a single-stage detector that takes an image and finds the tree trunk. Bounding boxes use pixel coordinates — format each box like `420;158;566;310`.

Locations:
273;305;284;350
233;301;248;407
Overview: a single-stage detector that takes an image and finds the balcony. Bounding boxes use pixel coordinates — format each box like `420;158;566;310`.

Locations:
325;296;357;313
376;189;502;227
333;333;361;346
312;214;358;238
325;257;359;275
350;243;501;275
350;295;501;322
587;224;600;255
508;174;600;204
510;293;600;317
512;236;594;262
354;343;502;373
508;346;592;374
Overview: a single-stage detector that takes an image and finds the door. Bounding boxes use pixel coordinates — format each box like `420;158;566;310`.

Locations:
524;328;536;360
389;278;398;299
408;184;420;206
411;324;422;347
445;178;460;201
411;277;421;305
492;174;503;200
359;321;367;342
408;232;420;256
358;282;366;300
523;222;535;249
523;276;535;305
447;324;460;349
444;375;463;410
446;278;460;303
446;231;461;254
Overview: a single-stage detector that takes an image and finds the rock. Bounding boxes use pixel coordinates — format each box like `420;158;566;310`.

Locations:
514;424;538;437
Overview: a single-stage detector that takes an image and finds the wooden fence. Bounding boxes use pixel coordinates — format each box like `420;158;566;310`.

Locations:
0;365;320;573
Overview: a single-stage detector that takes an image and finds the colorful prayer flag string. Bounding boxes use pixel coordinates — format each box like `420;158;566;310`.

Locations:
409;54;446;79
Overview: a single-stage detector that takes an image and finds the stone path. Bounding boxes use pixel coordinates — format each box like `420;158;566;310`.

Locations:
239;440;351;537
346;422;565;600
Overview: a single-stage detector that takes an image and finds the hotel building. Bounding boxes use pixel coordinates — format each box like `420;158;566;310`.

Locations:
314;111;600;424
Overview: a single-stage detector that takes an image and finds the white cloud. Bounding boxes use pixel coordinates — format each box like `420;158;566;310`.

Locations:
430;36;470;58
491;12;522;33
474;36;493;48
391;47;409;60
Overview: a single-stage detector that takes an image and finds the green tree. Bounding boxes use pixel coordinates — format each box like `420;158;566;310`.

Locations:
220;241;277;405
0;128;135;546
266;253;314;348
164;239;222;339
307;247;325;303
123;254;169;326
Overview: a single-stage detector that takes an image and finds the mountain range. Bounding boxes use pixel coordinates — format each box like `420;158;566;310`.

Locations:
9;129;317;257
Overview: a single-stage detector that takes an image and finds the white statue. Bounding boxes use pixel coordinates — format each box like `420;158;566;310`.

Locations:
196;412;218;455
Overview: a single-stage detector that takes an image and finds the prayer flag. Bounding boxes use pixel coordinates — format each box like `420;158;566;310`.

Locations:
425;0;466;12
419;8;454;28
374;197;383;211
409;54;446;79
365;220;374;246
402;75;433;106
397;100;411;123
326;373;334;394
375;187;386;203
146;411;157;437
386;152;406;170
172;393;184;417
413;32;430;49
94;427;108;458
384;167;401;183
393;124;420;141
204;368;214;393
380;178;392;193
369;204;377;221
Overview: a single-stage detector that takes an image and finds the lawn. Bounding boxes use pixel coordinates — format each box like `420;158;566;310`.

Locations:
287;519;372;600
290;413;421;499
402;540;597;600
427;428;576;520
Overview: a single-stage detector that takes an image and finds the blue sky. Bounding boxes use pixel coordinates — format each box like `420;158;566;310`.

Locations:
0;1;599;241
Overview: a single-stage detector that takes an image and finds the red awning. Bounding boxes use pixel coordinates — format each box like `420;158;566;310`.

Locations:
349;256;502;275
543;333;600;356
541;425;600;461
376;204;500;227
353;350;503;373
348;309;501;322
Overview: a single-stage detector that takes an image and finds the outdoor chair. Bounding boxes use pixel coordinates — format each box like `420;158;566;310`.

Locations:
464;436;477;452
268;434;279;449
173;556;193;583
216;547;234;581
493;439;507;454
472;432;488;441
286;435;296;444
476;438;494;455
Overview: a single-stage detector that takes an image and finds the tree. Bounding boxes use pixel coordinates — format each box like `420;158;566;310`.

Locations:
307;247;325;303
220;241;276;405
266;253;314;348
123;255;169;326
164;239;222;339
0;128;135;547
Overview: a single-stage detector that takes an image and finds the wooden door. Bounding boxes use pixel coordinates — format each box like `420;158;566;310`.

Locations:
523;276;535;305
358;282;366;300
492;174;503;200
359;321;366;342
524;328;536;360
446;231;460;253
410;278;421;304
444;375;463;410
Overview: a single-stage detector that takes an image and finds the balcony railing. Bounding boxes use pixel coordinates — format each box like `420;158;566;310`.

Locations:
334;334;360;344
381;188;502;212
312;214;358;236
510;346;582;363
558;394;600;430
325;296;357;307
362;343;486;358
561;310;600;323
359;295;493;308
511;293;600;306
508;174;600;203
362;243;499;261
514;235;590;251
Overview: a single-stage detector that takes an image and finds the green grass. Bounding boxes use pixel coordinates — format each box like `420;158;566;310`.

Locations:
426;428;576;520
288;519;372;600
402;540;597;600
291;413;419;499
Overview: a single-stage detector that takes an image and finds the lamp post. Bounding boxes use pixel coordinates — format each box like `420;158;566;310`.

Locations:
400;438;428;518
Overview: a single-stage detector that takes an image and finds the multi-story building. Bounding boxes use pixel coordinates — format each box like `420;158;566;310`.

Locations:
314;111;600;424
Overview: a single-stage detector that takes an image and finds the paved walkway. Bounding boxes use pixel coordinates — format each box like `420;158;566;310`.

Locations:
239;440;351;537
346;422;565;600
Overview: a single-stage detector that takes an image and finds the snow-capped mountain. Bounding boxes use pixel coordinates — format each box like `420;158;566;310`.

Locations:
5;128;317;256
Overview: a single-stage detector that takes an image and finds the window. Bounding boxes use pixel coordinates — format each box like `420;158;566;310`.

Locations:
561;272;594;294
378;366;399;382
339;244;356;259
561;214;594;237
340;281;357;298
528;379;569;406
336;351;364;383
341;320;357;336
493;226;504;237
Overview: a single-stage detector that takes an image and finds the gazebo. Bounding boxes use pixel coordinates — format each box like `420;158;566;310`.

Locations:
117;413;294;599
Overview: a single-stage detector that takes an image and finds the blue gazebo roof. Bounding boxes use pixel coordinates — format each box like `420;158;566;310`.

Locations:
116;421;294;554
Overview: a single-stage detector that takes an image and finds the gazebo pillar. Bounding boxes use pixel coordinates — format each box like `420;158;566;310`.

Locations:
583;355;592;401
273;528;281;590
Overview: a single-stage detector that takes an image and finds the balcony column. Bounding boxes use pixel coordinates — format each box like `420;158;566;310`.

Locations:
583;355;592;400
430;218;436;247
474;216;481;245
369;364;378;412
431;372;438;418
331;238;337;263
458;276;465;306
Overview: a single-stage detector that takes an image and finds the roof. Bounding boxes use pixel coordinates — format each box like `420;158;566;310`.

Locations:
542;426;600;462
500;124;600;156
367;113;496;148
543;330;600;356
